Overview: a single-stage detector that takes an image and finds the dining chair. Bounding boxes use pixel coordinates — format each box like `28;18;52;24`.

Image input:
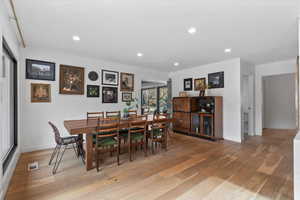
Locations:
128;115;148;161
95;118;120;172
106;111;121;119
149;117;170;154
48;121;84;174
128;110;137;118
87;112;104;120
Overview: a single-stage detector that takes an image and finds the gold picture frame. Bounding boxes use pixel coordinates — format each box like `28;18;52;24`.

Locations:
31;83;51;103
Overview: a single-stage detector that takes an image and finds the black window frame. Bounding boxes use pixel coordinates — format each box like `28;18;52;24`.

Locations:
141;86;167;114
2;37;18;175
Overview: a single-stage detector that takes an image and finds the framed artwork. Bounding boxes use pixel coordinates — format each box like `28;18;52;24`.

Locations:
102;86;118;103
87;85;100;97
59;65;84;95
26;59;55;81
102;70;119;86
183;78;193;91
88;71;99;81
122;92;132;102
120;72;134;91
31;83;51;103
194;78;206;91
208;71;224;89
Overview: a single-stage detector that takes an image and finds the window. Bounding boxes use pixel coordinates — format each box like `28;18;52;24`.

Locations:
1;38;18;174
141;86;168;114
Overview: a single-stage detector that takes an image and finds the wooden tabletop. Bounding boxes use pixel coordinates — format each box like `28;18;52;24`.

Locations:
64;117;172;135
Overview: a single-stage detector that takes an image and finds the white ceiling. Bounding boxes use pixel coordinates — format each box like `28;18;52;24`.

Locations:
9;0;300;71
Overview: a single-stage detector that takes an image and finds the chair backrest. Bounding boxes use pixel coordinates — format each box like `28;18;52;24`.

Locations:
129;116;147;134
154;112;169;120
152;117;170;129
87;112;104;120
95;118;120;138
106;111;121;119
48;121;62;145
128;110;137;118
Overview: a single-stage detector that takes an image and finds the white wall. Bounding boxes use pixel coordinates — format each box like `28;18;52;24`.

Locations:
20;47;168;153
0;2;21;200
255;59;297;135
263;74;296;129
169;58;242;143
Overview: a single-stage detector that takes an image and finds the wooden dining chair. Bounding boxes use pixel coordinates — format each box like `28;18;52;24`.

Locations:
128;110;137;118
128;116;148;161
95;118;121;172
48;122;84;174
106;111;121;119
87;112;104;120
149;118;169;154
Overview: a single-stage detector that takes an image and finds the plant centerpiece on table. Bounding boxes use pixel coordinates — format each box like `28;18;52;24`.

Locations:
123;93;139;118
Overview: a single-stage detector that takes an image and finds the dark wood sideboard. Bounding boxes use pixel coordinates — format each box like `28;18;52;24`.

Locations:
173;96;223;140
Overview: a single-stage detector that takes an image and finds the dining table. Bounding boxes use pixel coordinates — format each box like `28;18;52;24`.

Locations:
64;116;172;171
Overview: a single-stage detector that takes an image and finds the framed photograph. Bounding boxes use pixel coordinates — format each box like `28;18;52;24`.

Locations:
26;59;55;81
194;78;206;91
120;72;134;91
87;85;100;97
102;86;118;103
102;70;119;86
59;65;84;95
88;71;99;81
31;83;51;103
183;78;193;91
208;71;224;89
122;92;132;102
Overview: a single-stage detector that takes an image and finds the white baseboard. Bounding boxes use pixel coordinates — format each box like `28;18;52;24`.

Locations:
22;143;55;153
0;147;20;200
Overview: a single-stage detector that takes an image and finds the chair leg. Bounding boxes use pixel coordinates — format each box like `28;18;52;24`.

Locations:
49;145;59;165
129;139;132;162
117;142;120;166
96;149;100;172
52;145;67;174
71;143;78;157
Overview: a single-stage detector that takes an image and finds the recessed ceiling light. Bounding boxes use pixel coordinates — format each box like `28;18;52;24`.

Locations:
137;52;143;57
174;62;179;66
187;27;197;35
224;48;232;53
72;35;80;41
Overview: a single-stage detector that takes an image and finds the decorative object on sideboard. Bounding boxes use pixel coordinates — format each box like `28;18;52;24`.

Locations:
31;83;51;103
179;91;188;97
87;85;100;97
88;71;99;81
26;59;55;81
102;70;119;86
183;78;193;91
59;65;85;95
122;92;132;102
120;72;134;91
102;86;118;103
208;71;224;89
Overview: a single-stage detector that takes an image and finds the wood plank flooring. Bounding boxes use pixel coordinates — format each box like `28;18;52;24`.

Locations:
5;129;295;200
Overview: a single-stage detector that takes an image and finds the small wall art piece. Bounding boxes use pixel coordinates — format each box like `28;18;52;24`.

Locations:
59;65;84;95
26;59;55;81
120;72;134;91
102;86;118;103
122;92;132;102
102;70;119;86
87;85;100;97
194;78;206;91
208;71;224;89
31;83;51;103
183;78;193;91
88;71;99;81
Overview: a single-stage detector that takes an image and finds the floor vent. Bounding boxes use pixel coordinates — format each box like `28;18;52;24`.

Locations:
27;161;39;171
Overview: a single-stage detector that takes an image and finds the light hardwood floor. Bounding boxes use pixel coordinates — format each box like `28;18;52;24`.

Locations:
6;129;295;200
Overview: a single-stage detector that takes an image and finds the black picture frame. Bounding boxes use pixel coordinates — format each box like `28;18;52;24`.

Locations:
183;78;193;91
102;86;118;103
101;70;119;86
26;59;55;81
208;71;224;89
122;92;132;102
88;71;99;81
87;85;100;97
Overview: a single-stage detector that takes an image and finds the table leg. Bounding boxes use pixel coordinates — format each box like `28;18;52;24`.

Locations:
86;134;93;170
